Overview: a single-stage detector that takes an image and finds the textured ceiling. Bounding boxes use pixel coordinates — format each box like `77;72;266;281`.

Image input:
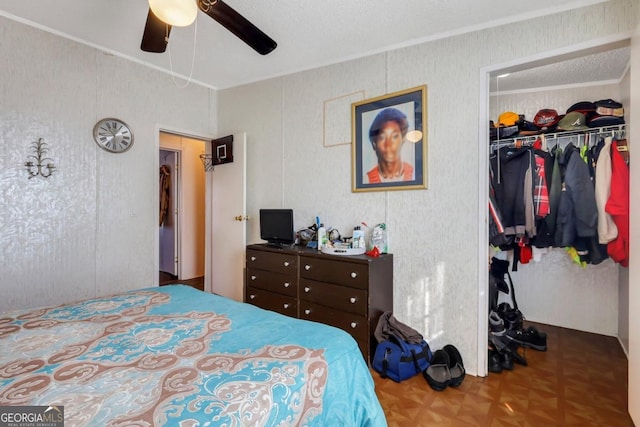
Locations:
0;0;625;90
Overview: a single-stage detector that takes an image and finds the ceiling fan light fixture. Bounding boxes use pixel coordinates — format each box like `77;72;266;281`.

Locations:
148;0;197;27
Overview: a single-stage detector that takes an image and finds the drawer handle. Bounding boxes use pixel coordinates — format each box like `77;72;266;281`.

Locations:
283;303;289;309
304;309;311;315
304;265;311;271
350;297;356;304
350;272;357;279
284;261;290;267
283;282;290;288
249;294;256;299
350;322;357;329
251;275;257;281
250;256;256;261
304;287;310;293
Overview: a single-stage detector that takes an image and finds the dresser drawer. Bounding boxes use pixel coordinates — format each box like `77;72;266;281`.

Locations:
246;287;298;317
299;278;367;315
247;268;297;297
247;249;298;275
299;301;368;347
299;256;369;289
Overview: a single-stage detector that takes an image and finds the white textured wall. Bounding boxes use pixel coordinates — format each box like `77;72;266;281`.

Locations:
0;17;215;311
219;0;638;375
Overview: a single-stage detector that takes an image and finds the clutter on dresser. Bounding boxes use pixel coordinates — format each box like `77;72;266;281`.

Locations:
297;217;390;257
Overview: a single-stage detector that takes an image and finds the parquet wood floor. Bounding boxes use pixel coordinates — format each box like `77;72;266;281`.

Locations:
373;322;634;427
159;271;204;291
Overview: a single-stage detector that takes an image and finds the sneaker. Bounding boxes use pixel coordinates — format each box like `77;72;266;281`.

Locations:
489;311;505;335
500;351;514;370
488;348;502;373
505;327;547;351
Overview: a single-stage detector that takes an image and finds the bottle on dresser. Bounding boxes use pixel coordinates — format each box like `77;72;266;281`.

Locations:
352;225;365;249
317;223;327;251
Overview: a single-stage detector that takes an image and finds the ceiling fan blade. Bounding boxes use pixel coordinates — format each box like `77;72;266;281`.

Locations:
199;0;277;55
141;8;172;53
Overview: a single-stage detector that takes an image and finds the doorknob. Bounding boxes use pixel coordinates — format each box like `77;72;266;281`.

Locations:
234;215;250;221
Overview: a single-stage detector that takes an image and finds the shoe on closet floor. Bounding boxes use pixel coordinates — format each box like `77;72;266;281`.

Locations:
500;351;514;370
525;325;547;339
505;327;547;351
423;349;451;391
442;344;465;387
489;310;506;335
508;344;528;366
488;348;502;373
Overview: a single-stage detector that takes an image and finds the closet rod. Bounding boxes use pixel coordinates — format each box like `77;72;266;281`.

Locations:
489;124;626;150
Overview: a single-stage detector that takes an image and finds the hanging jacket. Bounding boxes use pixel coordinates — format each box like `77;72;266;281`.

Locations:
605;140;629;267
490;147;534;237
531;149;554;248
554;144;598;248
544;147;562;241
594;137;618;244
159;164;171;226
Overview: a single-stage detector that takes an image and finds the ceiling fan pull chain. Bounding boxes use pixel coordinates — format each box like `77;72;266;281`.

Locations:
168;15;198;89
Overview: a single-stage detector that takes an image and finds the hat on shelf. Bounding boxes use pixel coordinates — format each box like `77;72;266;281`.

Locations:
587;115;625;128
533;109;561;132
492;124;519;139
594;99;624;117
517;120;541;136
496;111;521;127
556;111;589;131
566;101;597;120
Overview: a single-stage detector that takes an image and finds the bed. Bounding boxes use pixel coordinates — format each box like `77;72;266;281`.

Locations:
0;285;386;426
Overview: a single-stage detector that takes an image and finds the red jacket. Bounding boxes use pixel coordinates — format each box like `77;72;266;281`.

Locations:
605;141;629;267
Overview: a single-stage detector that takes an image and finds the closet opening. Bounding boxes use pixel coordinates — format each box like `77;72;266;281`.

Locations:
157;131;208;292
477;35;632;377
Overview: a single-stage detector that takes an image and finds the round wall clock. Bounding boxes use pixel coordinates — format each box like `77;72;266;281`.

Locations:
93;118;134;153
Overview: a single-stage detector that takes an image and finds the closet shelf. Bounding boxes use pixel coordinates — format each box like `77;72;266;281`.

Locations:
490;124;626;148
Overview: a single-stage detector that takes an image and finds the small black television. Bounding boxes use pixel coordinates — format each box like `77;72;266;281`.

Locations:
259;209;295;247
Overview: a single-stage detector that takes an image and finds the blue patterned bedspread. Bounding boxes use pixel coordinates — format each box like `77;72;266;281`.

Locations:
0;285;386;426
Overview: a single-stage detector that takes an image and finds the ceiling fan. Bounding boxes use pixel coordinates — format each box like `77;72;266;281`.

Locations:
140;0;277;55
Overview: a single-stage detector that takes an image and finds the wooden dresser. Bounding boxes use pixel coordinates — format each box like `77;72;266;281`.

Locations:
245;244;393;362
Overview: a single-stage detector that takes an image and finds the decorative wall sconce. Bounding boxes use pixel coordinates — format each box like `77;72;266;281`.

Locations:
25;138;56;179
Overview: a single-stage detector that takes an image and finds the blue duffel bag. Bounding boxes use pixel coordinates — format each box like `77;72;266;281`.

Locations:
372;334;432;382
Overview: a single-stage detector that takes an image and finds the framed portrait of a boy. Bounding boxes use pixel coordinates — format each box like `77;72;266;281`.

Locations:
351;85;427;192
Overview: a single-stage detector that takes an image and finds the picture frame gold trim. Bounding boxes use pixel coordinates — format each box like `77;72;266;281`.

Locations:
351;85;427;192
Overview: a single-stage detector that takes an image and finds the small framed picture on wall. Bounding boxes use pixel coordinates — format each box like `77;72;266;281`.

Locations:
351;85;428;192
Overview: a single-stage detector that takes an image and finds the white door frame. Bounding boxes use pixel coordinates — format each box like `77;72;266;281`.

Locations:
477;32;632;377
154;125;215;288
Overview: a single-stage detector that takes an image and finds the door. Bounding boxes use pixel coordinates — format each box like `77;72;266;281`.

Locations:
159;149;179;276
208;132;247;301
